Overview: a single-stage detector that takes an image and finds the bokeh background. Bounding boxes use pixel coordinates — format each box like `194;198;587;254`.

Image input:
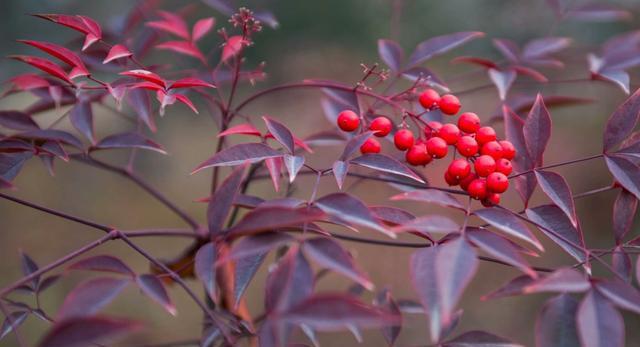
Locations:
1;0;640;346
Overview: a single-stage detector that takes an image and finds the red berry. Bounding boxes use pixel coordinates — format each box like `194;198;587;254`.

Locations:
486;172;509;193
426;137;448;158
438;94;461;115
337;110;360;132
481;140;503;160
369;116;393;137
424;121;443;138
419;89;441;109
444;171;460;186
394;129;415;150
360;138;381;154
468;178;488;200
447;159;471;179
406;143;431;166
474;155;496;177
460;173;478;191
499;140;516;160
438;123;460;145
476;126;497;145
482;193;501;207
458;112;481;133
496;158;513;176
456;135;479;157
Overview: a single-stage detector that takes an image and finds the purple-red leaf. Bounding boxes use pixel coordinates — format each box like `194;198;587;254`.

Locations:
393;215;459;235
37;316;141;347
613;189;638;242
120;69;166;88
488;68;516;101
234;253;266;308
605;155;640;199
17;40;87;74
135;274;176;315
103;44;133;64
577;290;624;347
408;32;485;67
526;205;588;265
193;17;215;42
194;242;217;303
126;89;156;132
302;237;373;290
146;11;189;39
228;206;323;236
314;193;394;238
68;255;135;277
332;160;349;190
350;153;425;183
391;189;465;210
156;41;205;62
0;311;28;341
169;77;215;89
523;268;590;293
284;154;305;183
208;164;247;235
443;330;523;347
567;4;631;22
0;111;39;131
266;246;313;313
436;237;478;325
217;123;262;137
10;55;72;83
263;116;295;154
57;277;129;320
466;228;537;278
604;88;640;151
593;278;640;314
536;293;580;347
340;132;374;161
95;132;166;154
523;94;552;166
534;170;578;227
378;39;404;71
473;208;544;251
522;37;571;60
410;246;441;341
375;289;402;346
192;143;281;173
482;275;536;301
69;102;94;144
18;129;83;149
226;233;294;262
611;246;632;282
371;205;416;226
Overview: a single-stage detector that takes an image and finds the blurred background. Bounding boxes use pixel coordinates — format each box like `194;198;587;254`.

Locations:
1;0;640;346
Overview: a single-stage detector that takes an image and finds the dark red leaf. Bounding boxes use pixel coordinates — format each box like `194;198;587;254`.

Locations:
302;237;373;290
0;311;28;341
94;132;166;154
375;289;402;346
10;55;71;83
284;154;305;183
371;205;416;225
0;152;32;183
526;205;588;265
33;13;93;35
522;37;571;60
605;155;640;199
593;278;640;314
226;233;294;262
481;275;536;301
332;160;349;190
350;153;425;183
436;237;478;325
393;215;459;235
340;132;374;160
69;102;95;144
222;35;246;62
263;116;295;154
473;208;544;251
68;255;135;277
169;77;215;89
234;253;267;308
37;316;141;347
156;41;205;62
57;277;129;320
17;40;87;74
534;170;578;227
194;242;217;303
611;246;632;282
466;228;537;278
120;69;166;88
228;206;323;236
493;38;520;62
488;68;516;101
266;246;314;313
536;294;580;347
443;330;523;347
18;129;83;149
103;44;133;64
577;290;624;347
126;89;156;132
9;74;50;91
146;11;190;40
217;123;262;137
0;111;39;131
523;94;552;166
503;105;536;206
523;268;590;293
208;164;247;235
192;143;282;173
391;189;465;210
193;17;215;42
612;189;638;242
604;88;640;152
378;39;404;72
264;156;283;192
136;274;176;315
408;32;485;67
315;192;393;238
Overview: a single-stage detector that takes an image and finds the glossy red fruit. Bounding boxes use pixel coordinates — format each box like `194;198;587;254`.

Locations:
369;116;393;137
474;155;496;177
476;126;497;145
468;178;488;200
460;173;477;191
426;137;448;158
456;135;479;157
438;123;460;145
424;121;443;138
447;159;471;179
360;138;381;154
499;140;516;160
482;193;501;207
496;158;513;175
419;89;441;109
486;172;509;193
444;171;460;186
438;94;461;115
394;129;415;150
406;143;431;166
458;112;481;133
337;110;360;132
481;140;503;159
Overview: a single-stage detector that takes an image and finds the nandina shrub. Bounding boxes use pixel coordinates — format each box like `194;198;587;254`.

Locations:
0;1;639;346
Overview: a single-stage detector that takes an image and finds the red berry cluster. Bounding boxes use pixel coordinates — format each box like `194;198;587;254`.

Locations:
335;88;516;206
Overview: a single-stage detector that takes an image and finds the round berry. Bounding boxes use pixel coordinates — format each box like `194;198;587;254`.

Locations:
369;116;393;137
426;137;448;158
438;94;461;115
460;173;477;191
444;171;460;186
458;112;481;133
496;158;513;176
337;110;360;132
468;178;488;200
394;129;415;150
482;193;501;207
481;140;503;160
486;172;509;193
499;140;516;160
456;135;479;157
419;89;441;109
360;138;381;154
474;155;496;177
447;159;471;179
424;121;443;138
406;144;431;166
438;123;460;145
476;126;497;145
